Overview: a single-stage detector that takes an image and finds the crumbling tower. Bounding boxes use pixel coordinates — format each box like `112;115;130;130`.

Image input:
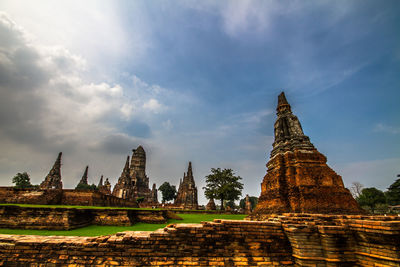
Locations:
253;92;363;215
174;162;198;210
130;146;152;202
98;175;111;195
245;194;252;214
150;183;158;204
76;166;89;188
112;156;135;201
40;152;63;189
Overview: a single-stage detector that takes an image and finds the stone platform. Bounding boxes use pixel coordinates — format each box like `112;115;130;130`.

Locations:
0;205;172;230
0;214;399;266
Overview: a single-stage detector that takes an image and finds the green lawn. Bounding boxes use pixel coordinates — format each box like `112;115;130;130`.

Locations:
0;213;246;237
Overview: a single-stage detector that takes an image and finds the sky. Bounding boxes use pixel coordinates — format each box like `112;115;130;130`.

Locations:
0;0;399;205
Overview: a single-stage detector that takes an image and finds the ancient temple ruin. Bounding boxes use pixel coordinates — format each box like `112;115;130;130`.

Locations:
253;92;363;214
112;156;135;201
206;198;216;210
112;146;157;204
130;146;155;203
174;162;198;209
76;166;89;188
245;194;252;214
98;175;111;195
39;152;63;189
150;183;158;204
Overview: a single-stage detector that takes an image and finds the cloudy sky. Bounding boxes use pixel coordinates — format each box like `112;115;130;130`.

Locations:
0;1;399;205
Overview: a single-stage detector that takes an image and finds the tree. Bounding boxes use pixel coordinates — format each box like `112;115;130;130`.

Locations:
386;175;400;206
357;187;386;213
136;197;145;204
239;196;259;210
350;182;364;199
75;183;98;191
203;168;243;210
158;182;177;203
12;172;33;189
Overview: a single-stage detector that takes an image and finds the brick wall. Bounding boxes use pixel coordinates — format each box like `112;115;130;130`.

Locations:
0;206;170;230
0;187;138;207
0;220;293;266
0;214;399;266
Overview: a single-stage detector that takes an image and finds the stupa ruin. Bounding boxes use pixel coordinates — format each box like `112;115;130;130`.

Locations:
39;152;63;189
112;146;158;204
253;92;363;214
174;162;198;209
112;156;135;201
76;166;89;188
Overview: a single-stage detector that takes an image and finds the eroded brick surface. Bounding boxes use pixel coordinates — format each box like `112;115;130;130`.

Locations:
0;214;399;266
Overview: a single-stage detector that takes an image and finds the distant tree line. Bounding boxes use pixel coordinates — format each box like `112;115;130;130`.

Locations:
350;174;400;214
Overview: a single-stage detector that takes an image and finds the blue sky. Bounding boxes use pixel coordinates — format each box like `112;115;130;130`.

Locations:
0;1;399;204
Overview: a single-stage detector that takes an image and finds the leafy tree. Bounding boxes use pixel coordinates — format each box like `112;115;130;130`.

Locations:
136;197;145;204
225;200;236;210
75;183;98;191
386;175;400;206
158;182;177;203
203;168;243;210
12;172;33;189
239;196;259;210
357;187;386;213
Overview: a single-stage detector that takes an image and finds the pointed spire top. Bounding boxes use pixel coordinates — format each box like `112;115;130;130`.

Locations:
39;152;63;189
80;166;89;185
277;91;291;114
124;156;130;171
98;175;104;187
187;161;193;176
278;91;288;105
56;152;62;162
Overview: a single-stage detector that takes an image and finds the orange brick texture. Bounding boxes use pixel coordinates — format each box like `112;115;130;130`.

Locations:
0;214;399;266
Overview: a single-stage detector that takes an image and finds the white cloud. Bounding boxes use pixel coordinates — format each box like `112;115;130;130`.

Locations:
143;98;163;114
0;12;193;193
0;13;142;187
374;123;400;135
0;0;150;69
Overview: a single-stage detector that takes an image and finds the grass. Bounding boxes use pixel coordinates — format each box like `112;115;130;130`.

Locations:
0;213;246;237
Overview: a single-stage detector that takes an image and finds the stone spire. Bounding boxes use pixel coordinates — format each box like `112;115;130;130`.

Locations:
40;152;63;189
104;178;111;191
79;166;89;185
252;92;363;215
98;175;104;188
129;145;153;203
271;92;315;157
206;198;216;210
245;194;252;214
150;183;158;204
187;162;194;183
112;156;134;201
174;161;198;209
98;175;112;195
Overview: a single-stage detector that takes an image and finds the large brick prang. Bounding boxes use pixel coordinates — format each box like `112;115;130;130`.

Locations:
253;92;363;215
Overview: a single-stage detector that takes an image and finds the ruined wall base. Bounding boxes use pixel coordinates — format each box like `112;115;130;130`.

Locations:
0;187;138;208
0;214;399;266
0;206;170;230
